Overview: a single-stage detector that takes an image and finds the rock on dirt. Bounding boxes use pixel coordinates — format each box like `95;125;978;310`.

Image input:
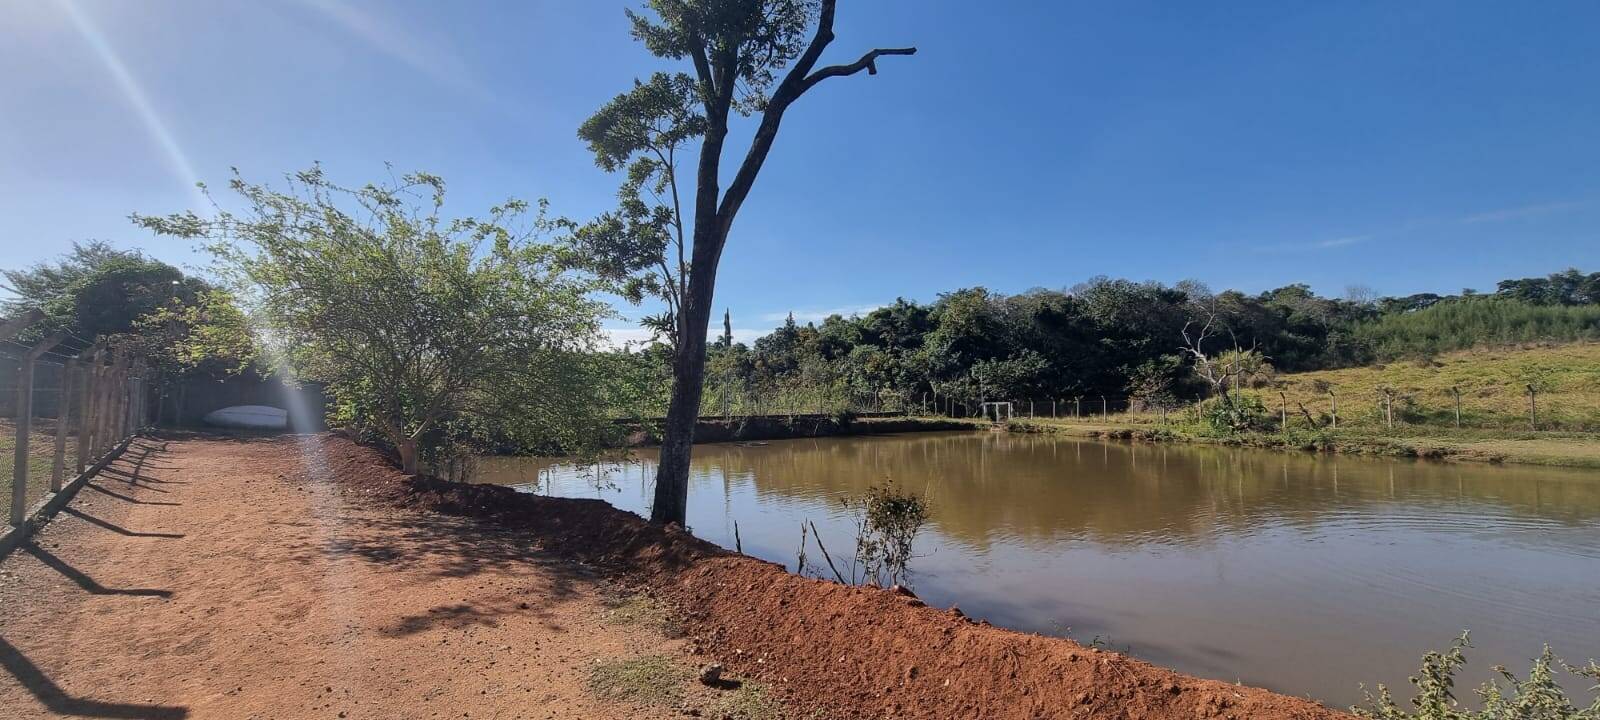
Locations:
697;663;724;686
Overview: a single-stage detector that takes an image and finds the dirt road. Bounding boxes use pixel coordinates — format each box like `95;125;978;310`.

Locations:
0;436;686;720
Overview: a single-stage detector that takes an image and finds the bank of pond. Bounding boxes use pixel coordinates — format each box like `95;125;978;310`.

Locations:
474;431;1600;710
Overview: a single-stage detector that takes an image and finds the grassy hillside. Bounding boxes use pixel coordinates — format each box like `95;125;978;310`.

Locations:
1272;342;1600;432
1011;343;1600;468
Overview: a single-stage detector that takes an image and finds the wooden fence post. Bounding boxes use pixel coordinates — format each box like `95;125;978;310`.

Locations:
1451;386;1461;429
75;346;102;473
93;353;115;459
1329;390;1338;430
11;332;65;526
96;352;121;457
50;359;76;492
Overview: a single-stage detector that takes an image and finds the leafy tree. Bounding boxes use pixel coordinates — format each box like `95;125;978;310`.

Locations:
136;167;611;473
126;289;259;418
1496;268;1600;306
1;240;210;339
570;72;704;346
582;0;916;525
1126;355;1186;413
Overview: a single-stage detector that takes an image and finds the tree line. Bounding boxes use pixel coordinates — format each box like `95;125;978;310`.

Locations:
606;269;1597;420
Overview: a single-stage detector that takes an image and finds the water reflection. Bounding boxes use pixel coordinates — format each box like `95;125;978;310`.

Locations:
475;431;1600;708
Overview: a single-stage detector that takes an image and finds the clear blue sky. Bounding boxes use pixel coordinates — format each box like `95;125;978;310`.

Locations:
4;0;1598;342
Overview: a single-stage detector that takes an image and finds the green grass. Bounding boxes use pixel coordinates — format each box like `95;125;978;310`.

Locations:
586;649;789;718
600;592;683;638
1013;343;1600;468
587;654;692;707
0;419;78;521
713;682;785;720
1275;342;1600;432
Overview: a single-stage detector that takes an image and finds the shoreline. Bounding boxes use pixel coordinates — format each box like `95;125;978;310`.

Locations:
619;414;983;446
330;433;1351;719
1006;417;1600;470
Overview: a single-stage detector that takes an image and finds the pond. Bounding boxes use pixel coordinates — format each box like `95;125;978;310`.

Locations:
473;431;1600;709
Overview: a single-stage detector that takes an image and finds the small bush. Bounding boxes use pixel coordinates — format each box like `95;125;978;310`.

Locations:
1195;394;1272;434
798;483;931;588
1356;633;1600;719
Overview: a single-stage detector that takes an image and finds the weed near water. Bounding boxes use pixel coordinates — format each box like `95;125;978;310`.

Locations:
1356;633;1600;719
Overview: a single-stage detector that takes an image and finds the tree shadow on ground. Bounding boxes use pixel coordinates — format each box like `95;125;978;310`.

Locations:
299;511;594;588
283;510;589;635
0;636;188;719
378;600;570;638
21;543;173;598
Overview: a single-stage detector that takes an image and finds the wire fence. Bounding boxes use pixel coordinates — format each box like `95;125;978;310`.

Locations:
1;313;149;527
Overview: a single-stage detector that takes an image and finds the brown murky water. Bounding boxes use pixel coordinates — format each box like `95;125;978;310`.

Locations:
475;431;1600;708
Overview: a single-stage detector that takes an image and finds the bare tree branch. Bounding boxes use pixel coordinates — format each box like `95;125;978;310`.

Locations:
801;47;918;93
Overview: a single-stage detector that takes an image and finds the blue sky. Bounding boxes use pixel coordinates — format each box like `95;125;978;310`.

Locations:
3;0;1598;343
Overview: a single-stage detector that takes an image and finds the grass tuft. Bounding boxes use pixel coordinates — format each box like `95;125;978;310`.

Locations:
587;654;691;707
714;681;785;719
600;592;683;638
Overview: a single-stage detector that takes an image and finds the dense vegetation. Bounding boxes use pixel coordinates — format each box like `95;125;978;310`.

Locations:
1;241;257;412
622;269;1600;418
135;167;619;472
8;229;1595;461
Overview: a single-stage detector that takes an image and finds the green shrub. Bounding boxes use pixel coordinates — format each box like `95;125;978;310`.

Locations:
1357;633;1600;719
1196;394;1273;434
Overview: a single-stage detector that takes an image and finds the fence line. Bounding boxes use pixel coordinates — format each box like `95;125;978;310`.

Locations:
2;313;148;548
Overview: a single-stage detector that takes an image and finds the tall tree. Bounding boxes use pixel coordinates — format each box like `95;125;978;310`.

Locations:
582;0;914;525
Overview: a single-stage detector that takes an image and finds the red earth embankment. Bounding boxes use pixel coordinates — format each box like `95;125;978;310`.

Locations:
324;434;1349;720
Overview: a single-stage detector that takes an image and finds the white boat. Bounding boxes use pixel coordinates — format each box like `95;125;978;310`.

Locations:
202;405;289;430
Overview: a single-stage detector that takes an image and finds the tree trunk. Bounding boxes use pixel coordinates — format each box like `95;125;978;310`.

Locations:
651;216;725;526
397;438;419;476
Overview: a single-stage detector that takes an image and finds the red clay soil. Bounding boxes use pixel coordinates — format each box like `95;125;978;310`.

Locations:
327;434;1353;720
0;435;697;720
